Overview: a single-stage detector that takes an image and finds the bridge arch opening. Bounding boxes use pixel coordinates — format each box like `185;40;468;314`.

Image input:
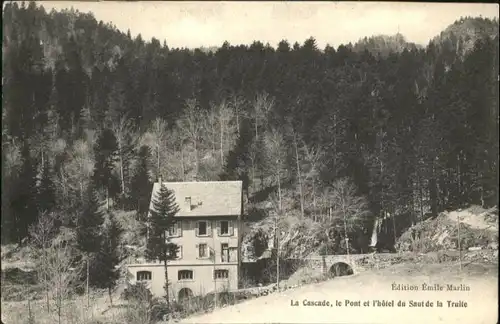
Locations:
329;262;354;277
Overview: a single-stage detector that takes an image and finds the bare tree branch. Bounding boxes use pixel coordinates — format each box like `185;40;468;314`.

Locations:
147;117;168;179
112;112;138;195
177;99;203;178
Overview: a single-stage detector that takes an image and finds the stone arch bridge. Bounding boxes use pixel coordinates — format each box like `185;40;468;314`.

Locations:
296;252;400;277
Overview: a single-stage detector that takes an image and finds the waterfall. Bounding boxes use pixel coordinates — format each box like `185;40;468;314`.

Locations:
369;218;379;247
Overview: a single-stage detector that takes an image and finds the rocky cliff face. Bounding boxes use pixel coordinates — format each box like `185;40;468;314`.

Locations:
431;17;499;59
396;206;499;253
241;214;325;262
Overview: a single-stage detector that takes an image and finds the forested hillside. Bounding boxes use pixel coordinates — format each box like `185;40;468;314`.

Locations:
2;2;499;261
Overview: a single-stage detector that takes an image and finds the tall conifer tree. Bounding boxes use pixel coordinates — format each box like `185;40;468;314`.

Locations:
91;212;123;303
146;184;180;307
76;185;105;289
38;159;56;214
130;145;153;217
92;128;120;206
11;142;39;243
76;185;105;254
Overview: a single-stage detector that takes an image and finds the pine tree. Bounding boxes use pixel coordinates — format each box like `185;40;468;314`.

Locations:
120;132;136;204
130;145;153;218
91;212;123;303
76;185;105;291
4;28;43;141
219;118;253;196
76;185;105;254
11;142;39;243
54;58;72;139
1;144;16;244
89;66;111;130
92;128;120;207
107;57;130;123
64;35;88;139
38;159;56;214
146;184;180;307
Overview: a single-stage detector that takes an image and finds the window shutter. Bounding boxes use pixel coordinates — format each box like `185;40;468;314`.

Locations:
176;221;182;237
207;221;212;237
195;222;199;236
195;244;199;259
230;247;237;261
216;221;221;236
229;220;234;236
178;246;182;259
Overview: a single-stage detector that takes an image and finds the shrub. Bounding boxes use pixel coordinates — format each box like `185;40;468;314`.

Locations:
123;303;151;324
2;268;38;285
410;236;437;253
150;298;170;322
120;283;181;323
121;282;153;303
1;282;45;302
216;291;237;307
178;295;212;315
238;274;256;289
317;237;358;255
318;243;336;256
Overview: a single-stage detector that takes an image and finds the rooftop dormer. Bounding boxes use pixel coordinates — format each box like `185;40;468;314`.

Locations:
185;196;192;212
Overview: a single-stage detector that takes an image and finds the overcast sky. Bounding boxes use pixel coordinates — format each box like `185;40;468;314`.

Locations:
34;1;499;49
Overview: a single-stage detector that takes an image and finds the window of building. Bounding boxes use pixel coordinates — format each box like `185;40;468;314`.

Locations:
172;245;182;259
136;271;152;281
197;221;208;236
167;221;182;238
213;269;229;280
198;243;208;258
178;270;193;281
221;243;230;262
217;220;232;236
220;221;229;235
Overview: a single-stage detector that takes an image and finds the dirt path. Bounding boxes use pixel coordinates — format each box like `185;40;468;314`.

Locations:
175;263;498;324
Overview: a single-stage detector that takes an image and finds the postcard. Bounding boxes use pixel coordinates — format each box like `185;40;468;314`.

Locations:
1;2;498;324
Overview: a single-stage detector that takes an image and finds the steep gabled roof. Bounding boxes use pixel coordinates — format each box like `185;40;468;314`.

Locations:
149;181;243;217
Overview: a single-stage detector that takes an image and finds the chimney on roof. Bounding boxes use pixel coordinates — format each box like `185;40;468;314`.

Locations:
185;196;192;211
158;175;162;184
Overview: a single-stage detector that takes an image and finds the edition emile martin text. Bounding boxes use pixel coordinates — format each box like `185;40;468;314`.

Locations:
391;283;471;292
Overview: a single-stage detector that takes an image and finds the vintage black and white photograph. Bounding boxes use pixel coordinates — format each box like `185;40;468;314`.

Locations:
1;1;499;324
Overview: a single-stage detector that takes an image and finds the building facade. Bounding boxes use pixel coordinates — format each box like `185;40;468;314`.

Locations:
127;180;243;300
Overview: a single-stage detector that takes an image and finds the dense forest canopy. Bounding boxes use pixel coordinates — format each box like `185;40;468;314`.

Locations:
2;2;499;257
